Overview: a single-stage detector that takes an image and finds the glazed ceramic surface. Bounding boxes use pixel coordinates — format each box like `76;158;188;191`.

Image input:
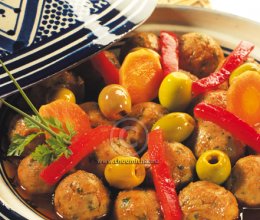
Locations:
1;5;260;220
0;0;156;98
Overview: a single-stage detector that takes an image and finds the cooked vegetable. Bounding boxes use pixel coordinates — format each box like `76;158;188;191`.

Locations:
98;84;131;120
52;87;76;103
90;51;120;84
152;112;195;143
194;103;260;153
229;62;260;84
104;156;145;189
39;99;91;139
160;31;179;76
192;41;255;96
159;71;192;111
147;129;182;220
119;48;164;104
119;32;160;62
227;71;260;126
40;126;127;185
196;150;231;184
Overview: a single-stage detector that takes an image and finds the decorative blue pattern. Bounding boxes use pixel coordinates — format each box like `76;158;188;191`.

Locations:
0;0;156;98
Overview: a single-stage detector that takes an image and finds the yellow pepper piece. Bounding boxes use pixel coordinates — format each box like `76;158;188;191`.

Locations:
196;150;231;185
53;88;76;103
104;156;145;189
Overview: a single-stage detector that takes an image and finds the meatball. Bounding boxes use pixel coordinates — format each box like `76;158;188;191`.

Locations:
200;90;227;109
80;102;114;128
190;120;245;164
17;155;53;194
78;138;137;178
28;70;85;107
119;32;160;62
179;181;239;220
54;170;110;220
8;117;45;156
227;155;260;207
179;32;224;78
120;102;168;152
114;189;162;220
142;142;196;189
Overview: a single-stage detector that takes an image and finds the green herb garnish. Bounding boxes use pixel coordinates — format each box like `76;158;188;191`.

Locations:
0;60;76;165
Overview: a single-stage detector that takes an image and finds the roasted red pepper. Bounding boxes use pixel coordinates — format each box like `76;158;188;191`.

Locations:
160;31;179;76
40;126;127;185
194;103;260;153
148;129;182;220
91;51;120;84
192;41;255;96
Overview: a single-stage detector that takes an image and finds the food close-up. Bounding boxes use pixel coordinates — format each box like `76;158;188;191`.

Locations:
0;27;259;220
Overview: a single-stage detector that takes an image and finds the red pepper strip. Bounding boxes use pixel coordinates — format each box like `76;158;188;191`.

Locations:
91;51;120;84
160;31;179;76
194;103;260;153
40;126;127;185
192;41;255;97
148;130;182;220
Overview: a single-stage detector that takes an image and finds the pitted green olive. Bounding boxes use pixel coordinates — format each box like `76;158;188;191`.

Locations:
159;71;192;112
196;150;231;185
229;62;260;84
152;112;195;142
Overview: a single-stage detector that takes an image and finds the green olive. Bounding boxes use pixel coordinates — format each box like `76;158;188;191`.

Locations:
98;84;131;120
104;156;146;189
152;112;195;142
196;150;231;185
52;88;76;103
229;62;260;84
159;71;192;112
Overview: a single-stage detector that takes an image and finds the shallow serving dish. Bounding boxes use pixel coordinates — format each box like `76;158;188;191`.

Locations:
0;5;260;220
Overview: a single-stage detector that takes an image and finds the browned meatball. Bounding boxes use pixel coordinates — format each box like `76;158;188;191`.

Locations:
200;89;227;109
119;32;160;62
17;155;53;194
120;102;168;153
179;32;224;78
179;181;239;220
54;170;109;220
8;117;45;156
80;102;114;128
28;70;85;107
78;138;137;178
190;120;245;164
142;142;196;189
227;155;260;207
114;189;162;220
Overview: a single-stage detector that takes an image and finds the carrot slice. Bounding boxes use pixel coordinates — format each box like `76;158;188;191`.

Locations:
119;48;164;104
39;99;91;138
227;71;260;126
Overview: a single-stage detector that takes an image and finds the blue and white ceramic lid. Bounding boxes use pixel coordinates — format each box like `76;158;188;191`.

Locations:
0;0;157;98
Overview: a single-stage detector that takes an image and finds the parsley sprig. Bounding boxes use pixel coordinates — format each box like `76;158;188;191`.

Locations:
0;60;76;165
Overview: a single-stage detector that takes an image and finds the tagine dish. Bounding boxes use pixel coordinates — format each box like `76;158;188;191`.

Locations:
0;26;259;220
